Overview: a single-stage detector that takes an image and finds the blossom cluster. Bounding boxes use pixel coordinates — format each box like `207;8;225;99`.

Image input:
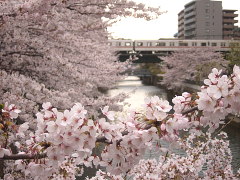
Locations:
128;132;240;180
13;102;98;179
1;66;240;179
161;48;228;89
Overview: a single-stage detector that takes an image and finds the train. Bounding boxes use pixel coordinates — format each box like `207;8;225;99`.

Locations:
108;39;240;52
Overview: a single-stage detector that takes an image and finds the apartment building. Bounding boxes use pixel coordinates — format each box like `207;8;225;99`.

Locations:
178;0;239;40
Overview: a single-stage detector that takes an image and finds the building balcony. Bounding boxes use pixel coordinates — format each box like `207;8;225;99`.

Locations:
178;28;184;33
184;17;196;25
185;31;196;37
184;5;195;14
223;30;234;35
178;34;185;39
184;1;196;9
184;11;196;19
185;24;196;31
178;31;184;37
179;21;184;25
223;24;234;29
178;13;184;20
178;10;184;16
223;9;237;13
178;17;184;21
223;13;238;18
179;19;184;25
223;19;238;24
223;36;233;40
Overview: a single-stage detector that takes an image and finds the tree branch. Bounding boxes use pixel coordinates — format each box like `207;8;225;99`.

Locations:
182;106;198;115
0;106;199;161
1;153;46;160
3;51;43;57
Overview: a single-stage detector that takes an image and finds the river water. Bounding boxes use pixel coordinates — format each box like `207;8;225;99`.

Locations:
108;76;240;173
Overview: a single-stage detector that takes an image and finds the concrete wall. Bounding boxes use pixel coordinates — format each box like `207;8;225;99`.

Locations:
195;0;222;39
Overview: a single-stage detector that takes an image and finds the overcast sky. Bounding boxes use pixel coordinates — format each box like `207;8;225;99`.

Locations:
108;0;240;40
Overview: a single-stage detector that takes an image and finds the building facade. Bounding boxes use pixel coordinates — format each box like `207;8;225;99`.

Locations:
178;0;239;40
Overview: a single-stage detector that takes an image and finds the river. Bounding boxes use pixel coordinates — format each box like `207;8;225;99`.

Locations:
108;75;240;174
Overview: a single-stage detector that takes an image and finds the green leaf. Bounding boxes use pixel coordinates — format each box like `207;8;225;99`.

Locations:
0;104;4;110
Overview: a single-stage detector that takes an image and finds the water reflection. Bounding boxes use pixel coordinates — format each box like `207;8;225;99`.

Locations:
224;125;240;173
108;76;167;109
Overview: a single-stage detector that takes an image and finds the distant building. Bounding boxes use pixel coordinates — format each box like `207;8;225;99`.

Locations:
178;0;239;40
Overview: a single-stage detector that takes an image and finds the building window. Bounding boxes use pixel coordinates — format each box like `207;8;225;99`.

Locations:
205;9;209;13
206;22;210;26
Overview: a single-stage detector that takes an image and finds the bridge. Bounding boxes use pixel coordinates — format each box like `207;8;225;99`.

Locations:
123;67;155;84
108;39;240;62
124;68;152;77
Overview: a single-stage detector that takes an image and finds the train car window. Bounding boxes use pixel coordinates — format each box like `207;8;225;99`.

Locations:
156;42;166;46
221;42;226;47
137;42;143;46
116;42;122;46
192;42;197;46
179;42;188;46
107;42;112;46
125;42;131;46
170;42;175;46
201;43;207;46
147;42;152;46
211;43;217;46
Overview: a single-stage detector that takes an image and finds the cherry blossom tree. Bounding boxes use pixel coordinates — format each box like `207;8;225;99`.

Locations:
1;66;240;179
0;0;162;122
1;1;240;179
226;42;240;73
161;48;228;90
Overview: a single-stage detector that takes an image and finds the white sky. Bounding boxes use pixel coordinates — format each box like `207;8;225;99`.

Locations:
108;0;240;40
